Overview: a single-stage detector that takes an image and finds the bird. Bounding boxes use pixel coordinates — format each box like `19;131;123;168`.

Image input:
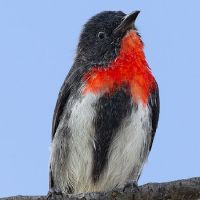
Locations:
49;10;160;195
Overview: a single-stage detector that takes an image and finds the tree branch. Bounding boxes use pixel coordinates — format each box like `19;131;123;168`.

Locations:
1;177;200;200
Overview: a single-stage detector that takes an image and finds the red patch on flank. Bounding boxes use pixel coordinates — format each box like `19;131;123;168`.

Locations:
82;30;156;105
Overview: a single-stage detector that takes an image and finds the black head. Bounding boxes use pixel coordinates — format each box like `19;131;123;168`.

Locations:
75;11;140;66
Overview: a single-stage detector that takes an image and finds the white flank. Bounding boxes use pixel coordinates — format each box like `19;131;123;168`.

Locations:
95;102;151;191
65;93;98;193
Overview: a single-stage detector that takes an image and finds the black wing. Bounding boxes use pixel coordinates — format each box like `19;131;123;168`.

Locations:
51;77;71;140
50;71;72;190
50;65;84;190
51;65;83;140
149;83;160;151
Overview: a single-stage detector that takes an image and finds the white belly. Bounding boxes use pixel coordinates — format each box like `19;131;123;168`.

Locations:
97;102;151;190
51;93;152;193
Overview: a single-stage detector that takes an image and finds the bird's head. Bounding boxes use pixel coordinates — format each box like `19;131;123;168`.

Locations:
74;11;155;105
76;10;141;66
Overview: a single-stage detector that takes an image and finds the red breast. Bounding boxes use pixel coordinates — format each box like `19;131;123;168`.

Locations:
82;30;156;105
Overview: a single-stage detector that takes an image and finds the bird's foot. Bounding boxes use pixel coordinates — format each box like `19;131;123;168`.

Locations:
47;188;63;200
122;180;139;192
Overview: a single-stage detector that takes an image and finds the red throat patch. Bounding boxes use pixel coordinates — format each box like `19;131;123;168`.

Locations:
82;30;156;105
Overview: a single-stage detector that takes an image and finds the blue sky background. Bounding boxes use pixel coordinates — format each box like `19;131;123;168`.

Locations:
0;0;200;197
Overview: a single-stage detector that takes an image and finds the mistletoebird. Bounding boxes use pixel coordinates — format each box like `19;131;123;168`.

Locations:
49;10;160;194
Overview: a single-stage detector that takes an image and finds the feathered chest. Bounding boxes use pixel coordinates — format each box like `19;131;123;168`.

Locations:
82;30;156;105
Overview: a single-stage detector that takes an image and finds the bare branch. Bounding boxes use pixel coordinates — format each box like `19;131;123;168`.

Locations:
1;177;200;200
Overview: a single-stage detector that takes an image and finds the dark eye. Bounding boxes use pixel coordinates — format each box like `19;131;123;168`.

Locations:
97;32;106;40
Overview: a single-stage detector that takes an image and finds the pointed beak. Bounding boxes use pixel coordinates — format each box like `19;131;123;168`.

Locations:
114;10;140;35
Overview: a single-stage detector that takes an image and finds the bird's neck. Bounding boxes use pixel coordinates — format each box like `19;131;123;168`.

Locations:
83;30;156;105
